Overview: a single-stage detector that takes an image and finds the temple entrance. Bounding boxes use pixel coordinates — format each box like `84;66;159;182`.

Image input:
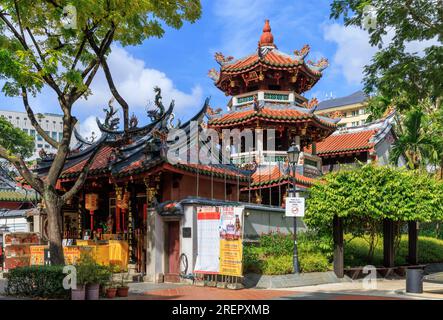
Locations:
164;221;180;282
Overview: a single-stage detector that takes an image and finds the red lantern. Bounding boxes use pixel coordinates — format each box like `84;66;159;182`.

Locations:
85;193;98;231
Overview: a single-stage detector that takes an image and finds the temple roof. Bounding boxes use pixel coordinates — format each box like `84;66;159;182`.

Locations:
306;110;397;157
210;20;329;95
307;129;377;156
208;103;338;128
242;164;314;191
36;95;251;184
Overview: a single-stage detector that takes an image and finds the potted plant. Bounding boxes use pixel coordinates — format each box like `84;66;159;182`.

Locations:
105;280;117;299
105;265;118;299
117;272;130;297
77;252;110;300
71;254;88;300
71;278;86;300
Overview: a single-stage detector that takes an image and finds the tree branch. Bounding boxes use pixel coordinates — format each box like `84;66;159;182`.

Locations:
0;146;43;193
86;27;129;131
61;143;104;203
0;12;66;104
21;87;59;148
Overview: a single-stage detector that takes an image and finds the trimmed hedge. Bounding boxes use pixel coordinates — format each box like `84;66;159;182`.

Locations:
5;265;69;299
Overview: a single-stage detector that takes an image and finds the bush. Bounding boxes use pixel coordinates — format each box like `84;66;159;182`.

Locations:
243;231;332;275
261;255;293;275
299;252;330;273
5;265;69;299
345;235;443;267
76;253;111;286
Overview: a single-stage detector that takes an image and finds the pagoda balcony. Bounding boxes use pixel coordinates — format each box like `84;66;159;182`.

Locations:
231;150;322;179
228;90;307;111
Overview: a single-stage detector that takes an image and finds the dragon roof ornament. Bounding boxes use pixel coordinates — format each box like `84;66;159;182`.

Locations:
307;57;329;73
293;44;310;61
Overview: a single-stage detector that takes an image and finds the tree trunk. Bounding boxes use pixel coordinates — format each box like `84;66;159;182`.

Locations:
44;192;64;265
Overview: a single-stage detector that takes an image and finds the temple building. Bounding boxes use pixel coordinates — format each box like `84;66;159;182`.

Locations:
27;20;398;282
206;19;338;205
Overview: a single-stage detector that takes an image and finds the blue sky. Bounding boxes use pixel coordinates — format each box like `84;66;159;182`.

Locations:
0;0;387;136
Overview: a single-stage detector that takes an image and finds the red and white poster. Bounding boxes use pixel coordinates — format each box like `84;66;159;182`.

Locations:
194;206;244;276
194;206;220;274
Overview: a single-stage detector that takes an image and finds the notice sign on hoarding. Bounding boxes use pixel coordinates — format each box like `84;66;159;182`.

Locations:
285;197;305;217
194;207;221;274
219;207;244;276
194;206;244;277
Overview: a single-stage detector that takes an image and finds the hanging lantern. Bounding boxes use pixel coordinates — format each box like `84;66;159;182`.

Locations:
258;71;264;81
118;191;130;210
229;79;236;88
85;193;99;211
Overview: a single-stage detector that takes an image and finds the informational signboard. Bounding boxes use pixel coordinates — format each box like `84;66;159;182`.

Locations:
219;207;244;276
285;197;305;217
194;207;220;274
194;206;244;276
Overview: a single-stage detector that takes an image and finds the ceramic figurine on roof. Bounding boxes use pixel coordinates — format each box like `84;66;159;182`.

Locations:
103;98;120;130
294;44;310;60
214;52;234;66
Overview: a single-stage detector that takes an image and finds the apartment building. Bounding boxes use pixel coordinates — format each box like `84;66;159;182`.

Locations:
0;110;78;159
316;91;369;128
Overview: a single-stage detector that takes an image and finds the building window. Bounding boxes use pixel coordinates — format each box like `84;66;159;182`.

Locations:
44;144;49;149
52;132;57;140
352;110;358;117
360;108;366;115
30;129;35;137
37;134;42;141
22;128;28;134
37;144;43;148
59;132;63;141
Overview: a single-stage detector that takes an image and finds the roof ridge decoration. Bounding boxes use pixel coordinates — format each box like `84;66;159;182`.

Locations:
208;68;220;82
259;19;275;48
103;97;120;130
293;44;310;61
214;52;234;66
307;57;329;73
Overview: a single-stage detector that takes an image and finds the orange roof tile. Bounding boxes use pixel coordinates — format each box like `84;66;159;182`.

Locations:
62;146;113;176
246;165;315;190
208;107;335;128
308;129;376;156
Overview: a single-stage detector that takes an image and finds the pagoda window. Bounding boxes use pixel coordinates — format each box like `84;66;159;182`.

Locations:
237;95;254;104
264;93;289;101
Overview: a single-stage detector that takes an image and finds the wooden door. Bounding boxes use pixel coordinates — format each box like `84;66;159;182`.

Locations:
165;221;180;282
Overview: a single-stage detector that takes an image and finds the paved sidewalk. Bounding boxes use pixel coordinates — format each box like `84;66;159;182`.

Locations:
275;279;443;300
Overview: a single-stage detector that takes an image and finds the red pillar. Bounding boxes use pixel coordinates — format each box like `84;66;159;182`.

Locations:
116;206;121;233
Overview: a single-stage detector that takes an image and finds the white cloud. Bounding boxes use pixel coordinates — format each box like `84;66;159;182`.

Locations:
323;24;377;85
78;115;101;140
77;46;203;120
212;0;275;57
323;23;439;85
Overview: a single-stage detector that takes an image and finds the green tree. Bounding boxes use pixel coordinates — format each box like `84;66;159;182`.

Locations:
0;0;201;264
389;107;436;169
305;164;443;260
0;116;34;158
330;0;442;107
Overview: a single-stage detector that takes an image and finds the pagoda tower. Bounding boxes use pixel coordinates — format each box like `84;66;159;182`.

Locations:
207;20;340;205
